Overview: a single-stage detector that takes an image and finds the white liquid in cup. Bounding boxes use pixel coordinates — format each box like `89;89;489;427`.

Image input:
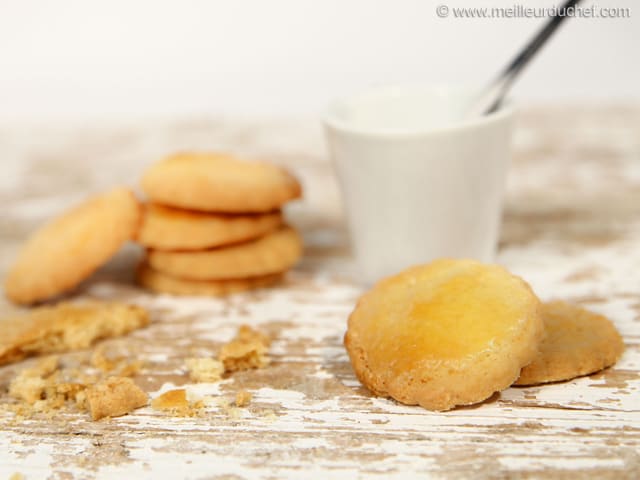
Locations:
324;85;513;285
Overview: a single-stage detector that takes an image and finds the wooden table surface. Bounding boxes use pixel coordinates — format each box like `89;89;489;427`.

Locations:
0;107;639;479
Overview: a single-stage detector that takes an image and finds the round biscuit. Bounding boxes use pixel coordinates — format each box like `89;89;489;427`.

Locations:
4;188;141;305
515;301;624;386
136;262;283;296
137;204;283;250
146;226;302;280
140;152;302;213
345;258;544;411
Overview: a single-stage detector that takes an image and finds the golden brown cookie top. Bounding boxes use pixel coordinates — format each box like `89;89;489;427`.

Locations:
140;152;302;213
515;301;624;386
4;187;141;304
345;258;544;411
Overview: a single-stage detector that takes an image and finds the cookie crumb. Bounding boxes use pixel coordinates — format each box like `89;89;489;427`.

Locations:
219;325;270;373
185;357;223;383
86;376;148;420
9;356;60;404
8;355;87;415
152;389;188;409
4;342;146;420
235;390;252;407
9;473;24;480
151;389;203;417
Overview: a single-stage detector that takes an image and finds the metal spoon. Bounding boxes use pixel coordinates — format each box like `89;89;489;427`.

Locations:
467;0;582;117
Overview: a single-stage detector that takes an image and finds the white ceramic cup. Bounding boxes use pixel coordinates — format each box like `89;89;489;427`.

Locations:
324;85;514;284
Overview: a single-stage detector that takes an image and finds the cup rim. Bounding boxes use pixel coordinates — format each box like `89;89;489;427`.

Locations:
323;83;514;138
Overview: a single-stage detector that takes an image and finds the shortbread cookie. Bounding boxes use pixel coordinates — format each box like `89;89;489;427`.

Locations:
137;204;282;250
86;376;148;420
4;188;141;304
345;259;544;411
141;152;302;213
146;226;302;280
136;263;283;296
515;301;624;386
0;302;149;366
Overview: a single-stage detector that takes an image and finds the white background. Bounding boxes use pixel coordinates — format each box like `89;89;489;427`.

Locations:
0;0;638;123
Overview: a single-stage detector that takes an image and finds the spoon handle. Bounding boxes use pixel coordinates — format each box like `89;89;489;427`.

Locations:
472;0;583;116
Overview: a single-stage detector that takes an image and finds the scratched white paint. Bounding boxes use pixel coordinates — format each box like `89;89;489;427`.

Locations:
0;109;639;479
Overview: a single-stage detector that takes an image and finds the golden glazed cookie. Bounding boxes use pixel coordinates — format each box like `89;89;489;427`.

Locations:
140;152;302;213
0;302;149;366
146;226;302;280
515;301;624;386
137;204;282;250
345;259;544;411
4;187;141;304
136;262;283;296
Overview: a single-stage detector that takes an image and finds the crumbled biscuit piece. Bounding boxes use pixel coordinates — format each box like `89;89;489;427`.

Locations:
218;325;270;373
9;473;24;480
235;390;252;407
42;382;86;409
185;357;224;383
8;356;88;411
151;388;189;410
5;344;146;419
9;356;60;404
0;301;149;366
9;373;49;405
151;389;203;417
86;376;148;420
151;389;188;410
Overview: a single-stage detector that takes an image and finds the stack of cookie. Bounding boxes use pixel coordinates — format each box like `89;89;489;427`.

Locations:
135;152;303;296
